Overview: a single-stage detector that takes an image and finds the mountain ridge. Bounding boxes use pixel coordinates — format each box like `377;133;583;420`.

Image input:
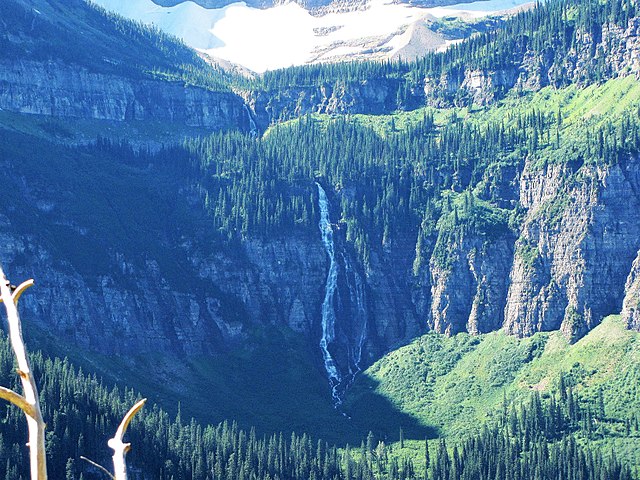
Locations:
150;0;493;10
93;0;530;71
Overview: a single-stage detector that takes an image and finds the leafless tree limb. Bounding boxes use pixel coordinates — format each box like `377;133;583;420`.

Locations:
108;398;147;480
0;265;47;480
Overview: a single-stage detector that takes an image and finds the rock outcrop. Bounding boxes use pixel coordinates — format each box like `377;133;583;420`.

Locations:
246;78;405;129
622;250;640;331
407;155;640;343
0;61;250;130
429;233;514;335
504;157;640;340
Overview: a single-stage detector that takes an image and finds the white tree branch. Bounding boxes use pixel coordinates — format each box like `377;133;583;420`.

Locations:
108;398;147;480
0;279;34;306
11;279;34;306
0;385;34;417
0;265;47;480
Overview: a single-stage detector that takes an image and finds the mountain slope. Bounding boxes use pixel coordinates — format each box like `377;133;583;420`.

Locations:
345;315;640;465
250;0;640;124
92;0;531;71
4;73;640;442
0;0;250;129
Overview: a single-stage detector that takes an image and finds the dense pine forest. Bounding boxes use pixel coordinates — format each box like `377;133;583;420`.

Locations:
0;335;636;480
179;89;640;268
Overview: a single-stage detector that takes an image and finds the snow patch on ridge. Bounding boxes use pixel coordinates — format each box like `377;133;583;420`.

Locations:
92;0;534;72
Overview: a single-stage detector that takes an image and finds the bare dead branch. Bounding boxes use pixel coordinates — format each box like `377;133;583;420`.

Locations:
0;279;34;305
108;398;147;480
0;265;47;480
0;385;34;417
11;279;34;306
80;456;116;480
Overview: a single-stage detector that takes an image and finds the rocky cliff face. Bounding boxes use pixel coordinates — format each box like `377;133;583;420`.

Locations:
0;61;250;129
246;78;404;129
622;250;640;331
365;236;424;353
0;209;419;371
0;224;233;356
504;157;640;340
407;156;640;343
0;226;326;357
429;233;514;336
193;238;327;339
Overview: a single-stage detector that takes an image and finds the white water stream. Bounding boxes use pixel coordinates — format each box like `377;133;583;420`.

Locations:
242;104;258;134
316;183;343;405
342;253;367;376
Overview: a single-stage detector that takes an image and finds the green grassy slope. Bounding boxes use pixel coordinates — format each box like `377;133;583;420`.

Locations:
345;316;640;465
287;75;640;143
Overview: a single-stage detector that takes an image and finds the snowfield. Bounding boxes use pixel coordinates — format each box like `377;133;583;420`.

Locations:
92;0;533;73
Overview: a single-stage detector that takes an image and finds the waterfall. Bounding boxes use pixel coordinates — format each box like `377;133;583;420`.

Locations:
342;254;367;376
316;182;342;405
316;182;369;407
243;104;258;134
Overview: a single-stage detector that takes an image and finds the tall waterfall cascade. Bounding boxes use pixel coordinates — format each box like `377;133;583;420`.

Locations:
317;183;342;405
316;183;368;407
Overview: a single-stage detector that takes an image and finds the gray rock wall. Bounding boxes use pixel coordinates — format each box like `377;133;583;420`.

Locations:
429;235;513;335
504;158;640;341
407;156;640;343
622;250;640;331
0;61;250;129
